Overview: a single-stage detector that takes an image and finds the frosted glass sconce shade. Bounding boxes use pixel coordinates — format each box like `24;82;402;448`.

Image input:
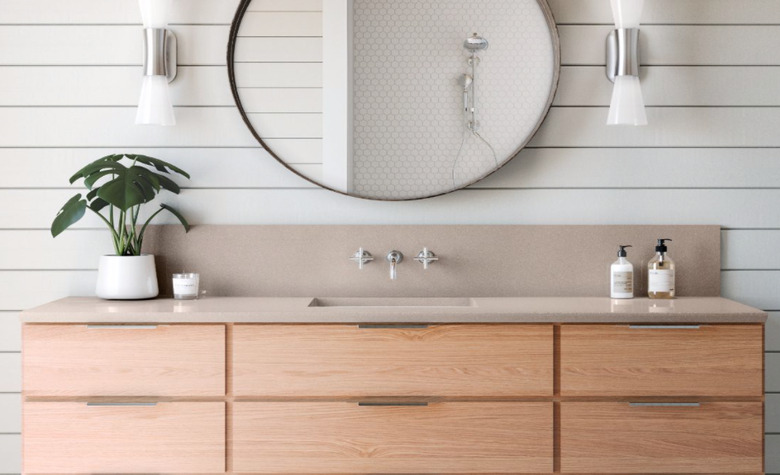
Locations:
606;0;646;126
135;0;177;126
136;76;176;126
611;0;643;28
607;76;647;126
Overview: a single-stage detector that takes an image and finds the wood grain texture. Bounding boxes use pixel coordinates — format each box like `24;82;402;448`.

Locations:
23;324;225;396
561;402;763;473
233;401;552;474
23;401;225;474
233;324;553;397
560;324;763;397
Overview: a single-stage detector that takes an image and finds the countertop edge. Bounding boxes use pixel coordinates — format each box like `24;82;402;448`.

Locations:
19;297;769;324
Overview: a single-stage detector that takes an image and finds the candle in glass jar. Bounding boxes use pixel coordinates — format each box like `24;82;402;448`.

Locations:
172;273;199;300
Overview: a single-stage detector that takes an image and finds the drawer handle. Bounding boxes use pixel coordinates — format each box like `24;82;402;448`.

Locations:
358;402;429;407
629;403;701;407
86;403;158;407
86;325;159;329
628;325;701;330
358;324;429;329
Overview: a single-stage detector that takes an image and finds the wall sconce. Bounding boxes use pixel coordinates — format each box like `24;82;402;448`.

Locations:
606;0;647;126
135;0;177;126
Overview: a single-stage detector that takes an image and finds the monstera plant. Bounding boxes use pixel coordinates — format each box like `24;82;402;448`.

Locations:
51;154;191;299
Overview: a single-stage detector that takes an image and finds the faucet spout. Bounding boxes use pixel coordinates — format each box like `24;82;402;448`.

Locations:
386;251;404;280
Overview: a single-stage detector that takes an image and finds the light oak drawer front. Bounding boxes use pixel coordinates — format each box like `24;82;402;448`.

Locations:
23;401;225;473
560;324;763;396
234;401;552;474
23;324;225;396
233;324;552;397
561;402;763;473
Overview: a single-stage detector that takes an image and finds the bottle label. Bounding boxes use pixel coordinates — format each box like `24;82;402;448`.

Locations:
612;271;633;293
648;269;675;292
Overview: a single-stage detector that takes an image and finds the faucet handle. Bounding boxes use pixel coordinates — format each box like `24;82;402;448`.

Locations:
414;248;439;270
349;248;374;270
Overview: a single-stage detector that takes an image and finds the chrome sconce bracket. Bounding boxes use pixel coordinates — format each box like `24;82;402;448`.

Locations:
143;27;177;82
606;28;639;83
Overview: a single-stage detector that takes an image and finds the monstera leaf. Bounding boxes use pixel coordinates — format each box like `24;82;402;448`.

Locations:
50;154;191;255
51;194;87;237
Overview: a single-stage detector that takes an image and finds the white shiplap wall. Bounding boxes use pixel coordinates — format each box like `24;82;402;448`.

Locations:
1;0;779;472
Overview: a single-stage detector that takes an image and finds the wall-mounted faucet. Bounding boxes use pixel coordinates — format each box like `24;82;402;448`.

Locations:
349;248;373;270
414;248;438;270
386;251;404;280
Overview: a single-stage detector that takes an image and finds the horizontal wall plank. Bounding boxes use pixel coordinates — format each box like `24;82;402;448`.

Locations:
235;63;322;87
247;0;322;12
722;231;780;270
549;0;780;25
11;107;780;148
769;353;780;392
246;113;322;139
0;148;316;188
476;148;780;189
0;231;112;270
0;271;96;311
6;0;777;26
0;313;20;352
239;89;322;113
0;434;20;475
234;37;322;62
5;147;780;190
1;0;240;24
770;435;780;474
769;313;780;352
722;271;780;310
560;25;780;66
4;189;780;229
0;25;228;66
531;108;780;147
0;354;20;392
0;394;21;433
6;25;773;68
555;66;780;106
4;64;778;108
769;394;780;433
237;12;322;37
0;108;257;147
0;66;233;106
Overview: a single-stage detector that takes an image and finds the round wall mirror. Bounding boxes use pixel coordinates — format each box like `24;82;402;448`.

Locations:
228;0;560;201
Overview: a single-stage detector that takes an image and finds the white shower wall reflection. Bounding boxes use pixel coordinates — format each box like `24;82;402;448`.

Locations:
231;0;558;200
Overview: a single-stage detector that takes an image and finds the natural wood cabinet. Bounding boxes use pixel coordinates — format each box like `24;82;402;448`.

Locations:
560;324;763;396
561;401;763;473
233;401;553;473
24;324;225;396
233;324;553;397
24;401;225;473
21;321;765;474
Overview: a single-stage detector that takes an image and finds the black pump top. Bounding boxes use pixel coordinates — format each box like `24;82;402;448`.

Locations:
656;238;672;253
617;245;632;257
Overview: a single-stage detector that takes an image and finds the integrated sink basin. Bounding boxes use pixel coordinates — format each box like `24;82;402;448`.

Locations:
308;297;477;308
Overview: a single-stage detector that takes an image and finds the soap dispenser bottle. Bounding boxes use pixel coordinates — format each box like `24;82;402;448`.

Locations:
648;238;675;299
610;245;634;299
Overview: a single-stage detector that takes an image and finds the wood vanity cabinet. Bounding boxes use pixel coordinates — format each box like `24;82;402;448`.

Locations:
21;322;764;474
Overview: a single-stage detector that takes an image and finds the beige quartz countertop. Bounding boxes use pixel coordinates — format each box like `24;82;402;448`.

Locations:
21;296;767;323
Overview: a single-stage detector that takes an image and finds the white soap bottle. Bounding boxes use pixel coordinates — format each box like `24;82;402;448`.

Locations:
610;245;634;299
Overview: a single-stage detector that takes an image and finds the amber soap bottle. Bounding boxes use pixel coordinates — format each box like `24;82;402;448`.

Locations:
648;238;675;299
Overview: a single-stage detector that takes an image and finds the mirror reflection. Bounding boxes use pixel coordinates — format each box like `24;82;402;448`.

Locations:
229;0;559;200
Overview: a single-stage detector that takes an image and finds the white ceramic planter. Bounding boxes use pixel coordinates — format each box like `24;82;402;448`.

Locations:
96;255;159;300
